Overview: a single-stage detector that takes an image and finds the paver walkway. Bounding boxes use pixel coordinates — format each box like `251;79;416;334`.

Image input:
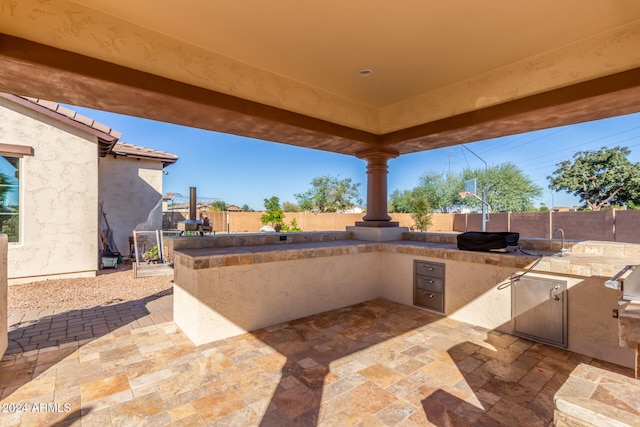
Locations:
0;296;634;426
5;290;172;355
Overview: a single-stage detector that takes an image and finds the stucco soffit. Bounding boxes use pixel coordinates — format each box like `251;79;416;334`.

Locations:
0;0;379;133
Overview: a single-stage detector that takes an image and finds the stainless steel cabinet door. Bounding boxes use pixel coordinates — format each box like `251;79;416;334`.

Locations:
512;276;567;348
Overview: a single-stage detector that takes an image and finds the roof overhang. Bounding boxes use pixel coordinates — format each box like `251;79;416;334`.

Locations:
1;1;639;156
0;92;120;156
110;142;178;168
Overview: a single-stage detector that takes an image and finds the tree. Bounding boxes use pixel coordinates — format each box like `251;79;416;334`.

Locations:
627;201;640;211
240;204;254;212
283;218;303;232
0;171;17;241
416;171;463;213
388;189;413;213
462;162;542;212
209;200;228;211
261;196;285;229
388;187;432;230
0;172;13;203
260;196;303;232
295;175;361;212
282;201;301;212
410;189;432;231
547;146;640;211
402;164;540;213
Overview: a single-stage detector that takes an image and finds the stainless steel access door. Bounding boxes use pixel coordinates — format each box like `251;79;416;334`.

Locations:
512;276;568;348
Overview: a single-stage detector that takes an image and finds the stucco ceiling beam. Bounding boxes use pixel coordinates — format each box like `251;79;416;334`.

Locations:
2;35;640;158
381;67;640;155
0;34;378;156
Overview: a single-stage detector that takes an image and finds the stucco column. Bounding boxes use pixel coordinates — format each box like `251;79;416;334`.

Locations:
356;149;399;227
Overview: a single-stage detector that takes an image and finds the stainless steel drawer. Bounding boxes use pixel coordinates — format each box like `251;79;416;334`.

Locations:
415;262;444;279
415;275;444;293
414;289;444;312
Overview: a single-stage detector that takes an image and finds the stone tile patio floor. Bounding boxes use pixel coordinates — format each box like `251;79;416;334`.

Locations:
0;294;635;426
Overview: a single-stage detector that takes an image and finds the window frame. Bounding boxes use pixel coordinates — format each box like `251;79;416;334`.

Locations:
0;144;31;244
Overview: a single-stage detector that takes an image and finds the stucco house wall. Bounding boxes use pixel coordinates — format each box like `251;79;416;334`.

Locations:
1;97;99;284
0;94;177;284
98;155;164;258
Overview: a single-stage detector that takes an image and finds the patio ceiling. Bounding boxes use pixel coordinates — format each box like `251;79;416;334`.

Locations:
1;1;640;156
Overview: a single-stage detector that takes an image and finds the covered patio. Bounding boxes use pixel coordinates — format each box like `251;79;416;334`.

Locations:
2;3;640;209
3;294;636;426
2;1;640;425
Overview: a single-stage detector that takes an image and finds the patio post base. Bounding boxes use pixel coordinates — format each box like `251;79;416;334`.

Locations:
354;220;400;227
347;225;408;242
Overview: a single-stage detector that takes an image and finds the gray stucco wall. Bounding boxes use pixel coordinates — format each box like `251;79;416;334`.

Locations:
98;155;163;258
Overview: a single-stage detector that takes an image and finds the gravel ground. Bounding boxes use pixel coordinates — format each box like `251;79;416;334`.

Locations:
8;264;173;311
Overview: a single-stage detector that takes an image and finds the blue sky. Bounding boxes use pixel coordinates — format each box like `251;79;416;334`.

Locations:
66;104;640;211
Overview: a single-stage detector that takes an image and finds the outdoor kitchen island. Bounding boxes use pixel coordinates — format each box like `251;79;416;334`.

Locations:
169;231;638;372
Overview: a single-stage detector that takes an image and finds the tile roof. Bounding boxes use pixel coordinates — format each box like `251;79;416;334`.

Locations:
111;142;178;166
19;96;121;140
0;93;121;156
0;93;178;165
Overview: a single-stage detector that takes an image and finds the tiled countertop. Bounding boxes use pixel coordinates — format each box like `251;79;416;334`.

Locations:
174;240;381;269
527;252;639;279
173;236;640;279
554;363;640;426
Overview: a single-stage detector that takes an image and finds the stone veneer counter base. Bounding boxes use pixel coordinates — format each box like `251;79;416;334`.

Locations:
171;235;640;364
175;238;640;279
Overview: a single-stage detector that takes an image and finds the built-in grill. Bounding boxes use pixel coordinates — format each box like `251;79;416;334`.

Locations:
457;231;520;252
605;265;640;301
178;219;203;233
177;187;212;236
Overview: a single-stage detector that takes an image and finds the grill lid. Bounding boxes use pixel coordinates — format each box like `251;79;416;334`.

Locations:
457;232;520;252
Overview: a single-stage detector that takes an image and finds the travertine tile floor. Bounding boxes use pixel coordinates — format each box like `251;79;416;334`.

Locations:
0;295;634;426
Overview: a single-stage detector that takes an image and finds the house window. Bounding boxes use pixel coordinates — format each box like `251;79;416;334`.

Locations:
0;156;20;242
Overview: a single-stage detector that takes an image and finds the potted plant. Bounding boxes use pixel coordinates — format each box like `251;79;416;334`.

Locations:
143;245;159;263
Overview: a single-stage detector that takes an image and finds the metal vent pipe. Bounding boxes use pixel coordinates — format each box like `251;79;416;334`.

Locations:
189;187;197;221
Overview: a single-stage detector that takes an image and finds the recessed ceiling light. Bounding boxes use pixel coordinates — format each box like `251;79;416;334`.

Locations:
357;69;373;77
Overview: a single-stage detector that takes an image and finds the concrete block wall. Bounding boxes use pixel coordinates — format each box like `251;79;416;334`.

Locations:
454;209;638;243
163;208;640;243
612;210;640;243
510;212;551;238
485;213;509;232
163;211;455;234
552;210;615;242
